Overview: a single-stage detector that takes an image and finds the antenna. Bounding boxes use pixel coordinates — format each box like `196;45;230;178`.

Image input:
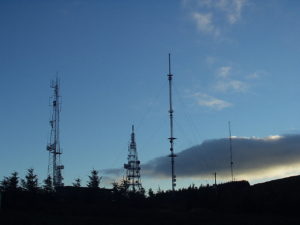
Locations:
214;172;217;186
47;77;64;188
228;121;234;182
124;125;143;192
167;54;177;191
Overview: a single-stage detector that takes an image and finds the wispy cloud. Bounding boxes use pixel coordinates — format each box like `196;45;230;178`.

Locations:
192;12;220;37
217;66;231;78
215;79;248;92
205;56;217;65
192;93;232;110
184;0;248;37
215;0;247;24
214;65;249;93
246;72;260;79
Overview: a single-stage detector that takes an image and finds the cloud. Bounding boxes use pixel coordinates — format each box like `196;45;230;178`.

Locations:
205;56;217;65
214;79;248;92
185;0;248;36
214;65;249;93
192;12;220;37
141;134;300;181
104;168;124;176
215;0;247;24
192;93;232;110
101;176;116;187
217;66;231;78
246;70;268;80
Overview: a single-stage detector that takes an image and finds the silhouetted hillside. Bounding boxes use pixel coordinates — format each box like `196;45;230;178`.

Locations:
1;176;300;225
250;175;300;214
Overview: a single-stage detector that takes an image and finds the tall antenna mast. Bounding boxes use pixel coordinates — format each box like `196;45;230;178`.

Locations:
167;53;177;191
124;125;143;192
47;77;64;188
228;121;234;182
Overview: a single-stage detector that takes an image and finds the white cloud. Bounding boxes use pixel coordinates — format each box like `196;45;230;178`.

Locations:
214;65;250;93
205;56;217;65
215;0;247;24
246;72;260;79
192;12;220;37
229;0;247;24
185;0;248;37
217;66;231;78
192;93;232;110
215;79;248;92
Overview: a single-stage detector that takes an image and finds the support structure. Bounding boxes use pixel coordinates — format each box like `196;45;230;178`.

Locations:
167;54;177;191
47;77;64;188
124;125;142;192
228;121;234;182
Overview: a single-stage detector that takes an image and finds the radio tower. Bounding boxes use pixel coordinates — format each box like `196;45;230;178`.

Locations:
228;121;234;182
124;125;142;192
47;77;64;188
167;54;177;191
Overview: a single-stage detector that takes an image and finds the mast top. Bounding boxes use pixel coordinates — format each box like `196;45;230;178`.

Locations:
168;53;174;81
168;53;172;75
131;125;136;146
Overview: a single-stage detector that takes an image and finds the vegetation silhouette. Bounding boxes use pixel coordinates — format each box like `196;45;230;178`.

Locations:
43;175;53;192
87;169;102;189
72;178;81;187
21;168;39;192
1;169;300;224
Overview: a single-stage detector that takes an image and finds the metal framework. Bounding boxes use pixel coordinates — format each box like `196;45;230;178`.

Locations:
47;77;64;188
124;125;142;192
228;121;234;182
167;54;177;191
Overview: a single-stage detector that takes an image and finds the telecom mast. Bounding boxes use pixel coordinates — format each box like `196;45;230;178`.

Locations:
167;54;177;191
228;121;234;182
47;77;64;188
124;125;142;192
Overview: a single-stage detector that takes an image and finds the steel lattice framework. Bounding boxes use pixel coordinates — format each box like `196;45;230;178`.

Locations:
47;77;64;188
124;125;142;192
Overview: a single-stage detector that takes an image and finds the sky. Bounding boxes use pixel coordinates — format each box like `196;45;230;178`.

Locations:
1;0;300;191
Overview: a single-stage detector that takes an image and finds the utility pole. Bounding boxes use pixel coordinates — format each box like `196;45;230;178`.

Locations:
167;54;177;191
47;77;64;188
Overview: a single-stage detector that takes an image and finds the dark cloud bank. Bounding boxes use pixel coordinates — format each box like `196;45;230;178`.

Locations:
105;134;300;179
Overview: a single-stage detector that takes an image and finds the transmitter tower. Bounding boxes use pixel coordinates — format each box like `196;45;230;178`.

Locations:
47;77;64;188
167;54;177;191
124;125;142;192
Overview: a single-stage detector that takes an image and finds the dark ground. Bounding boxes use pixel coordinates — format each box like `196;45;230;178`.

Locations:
1;176;300;225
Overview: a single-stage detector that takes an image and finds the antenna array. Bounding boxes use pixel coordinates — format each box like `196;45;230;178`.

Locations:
47;77;64;188
124;125;143;192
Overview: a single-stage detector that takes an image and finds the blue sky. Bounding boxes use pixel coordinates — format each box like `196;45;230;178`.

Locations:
1;0;300;190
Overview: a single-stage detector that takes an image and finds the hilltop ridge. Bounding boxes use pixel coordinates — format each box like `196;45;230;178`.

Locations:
1;175;300;225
